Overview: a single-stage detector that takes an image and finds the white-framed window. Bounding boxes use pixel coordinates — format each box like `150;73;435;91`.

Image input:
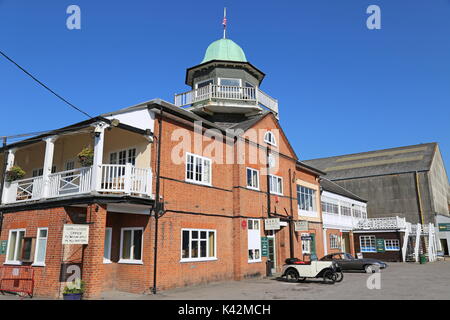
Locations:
246;168;259;190
322;201;339;215
186;153;212;186
181;229;216;262
110;148;137;166
218;78;241;87
330;234;341;249
5;229;25;265
340;202;352;216
268;154;276;169
248;219;261;263
301;233;311;254
195;78;214;89
32;166;56;177
352;205;363;218
264;131;277;146
269;175;283;195
119;227;143;264
104;228;112;263
385;239;400;251
360;235;376;253
32;228;48;266
297;186;316;212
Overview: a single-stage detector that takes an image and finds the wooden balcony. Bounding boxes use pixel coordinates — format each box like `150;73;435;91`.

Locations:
174;84;279;115
3;164;152;204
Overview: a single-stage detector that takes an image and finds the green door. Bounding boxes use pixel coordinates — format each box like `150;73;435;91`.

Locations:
311;234;317;256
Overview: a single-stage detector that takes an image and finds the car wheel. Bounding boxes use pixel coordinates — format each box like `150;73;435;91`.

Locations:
285;269;299;282
333;271;344;283
322;270;336;284
365;265;375;273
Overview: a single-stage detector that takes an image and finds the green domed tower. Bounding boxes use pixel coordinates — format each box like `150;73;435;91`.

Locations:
174;20;279;121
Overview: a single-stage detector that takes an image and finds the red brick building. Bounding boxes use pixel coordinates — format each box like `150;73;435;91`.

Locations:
0;36;327;298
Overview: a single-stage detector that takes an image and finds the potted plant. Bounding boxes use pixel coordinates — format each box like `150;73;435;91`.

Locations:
62;279;85;300
5;166;26;182
77;147;94;167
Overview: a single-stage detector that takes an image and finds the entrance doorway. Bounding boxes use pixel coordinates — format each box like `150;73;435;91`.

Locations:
267;231;276;273
440;239;449;256
342;232;351;253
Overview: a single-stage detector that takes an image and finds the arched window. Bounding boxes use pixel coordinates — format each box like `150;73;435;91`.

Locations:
264;131;277;146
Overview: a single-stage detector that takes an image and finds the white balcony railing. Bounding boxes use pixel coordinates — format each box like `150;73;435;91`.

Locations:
174;84;279;115
355;217;407;230
2;164;152;204
322;213;363;229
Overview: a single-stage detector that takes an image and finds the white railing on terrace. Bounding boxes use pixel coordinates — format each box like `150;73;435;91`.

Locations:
174;84;279;115
7;176;44;203
2;164;152;204
355;217;407;230
48;167;93;198
98;164;152;196
322;212;364;229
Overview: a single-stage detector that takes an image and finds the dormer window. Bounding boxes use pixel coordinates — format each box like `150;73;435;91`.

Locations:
219;78;241;87
264;131;277;146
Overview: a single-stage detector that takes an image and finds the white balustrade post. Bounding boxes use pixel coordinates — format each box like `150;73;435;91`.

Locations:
42;136;57;198
124;163;132;195
414;223;422;262
323;228;328;256
91;123;107;192
1;148;17;203
147;169;153;197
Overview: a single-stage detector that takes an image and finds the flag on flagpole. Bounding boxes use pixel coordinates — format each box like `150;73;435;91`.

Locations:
222;8;227;38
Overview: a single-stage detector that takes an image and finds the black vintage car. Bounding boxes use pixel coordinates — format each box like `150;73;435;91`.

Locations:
320;252;388;273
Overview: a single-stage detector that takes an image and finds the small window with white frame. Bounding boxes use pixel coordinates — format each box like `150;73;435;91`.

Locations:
110;148;137;166
104;228;112;263
264;131;277;146
195;79;213;89
384;239;400;251
119;227;143;264
330;234;340;249
246;168;259;190
269;175;283;195
301;233;311;254
248;219;261;263
181;229;216;262
33;228;48;266
360;235;376;252
219;78;241;87
186;153;212;186
5;229;25;265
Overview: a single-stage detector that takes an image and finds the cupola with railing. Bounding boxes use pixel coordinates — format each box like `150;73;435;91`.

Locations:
174;13;279;119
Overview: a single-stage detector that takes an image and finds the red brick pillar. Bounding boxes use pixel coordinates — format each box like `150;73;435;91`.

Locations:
349;231;356;256
82;204;107;299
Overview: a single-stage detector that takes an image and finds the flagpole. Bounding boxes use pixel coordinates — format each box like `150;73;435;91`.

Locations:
223;7;227;39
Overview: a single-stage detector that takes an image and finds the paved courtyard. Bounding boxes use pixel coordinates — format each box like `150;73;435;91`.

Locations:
1;260;449;300
101;260;450;300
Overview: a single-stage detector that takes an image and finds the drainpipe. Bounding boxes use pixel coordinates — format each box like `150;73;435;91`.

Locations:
266;146;271;219
0;137;7;236
288;168;295;259
151;106;164;294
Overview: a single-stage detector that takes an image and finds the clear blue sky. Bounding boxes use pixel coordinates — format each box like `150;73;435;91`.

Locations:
1;1;449;174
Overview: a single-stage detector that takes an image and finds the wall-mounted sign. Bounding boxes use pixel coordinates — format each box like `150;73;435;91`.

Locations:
294;221;309;232
0;240;7;255
62;224;89;245
264;218;280;231
261;237;269;257
376;239;385;253
301;236;312;241
438;223;450;232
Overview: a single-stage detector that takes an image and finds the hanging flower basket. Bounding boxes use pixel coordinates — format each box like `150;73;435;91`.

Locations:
77;147;94;167
5;166;26;182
